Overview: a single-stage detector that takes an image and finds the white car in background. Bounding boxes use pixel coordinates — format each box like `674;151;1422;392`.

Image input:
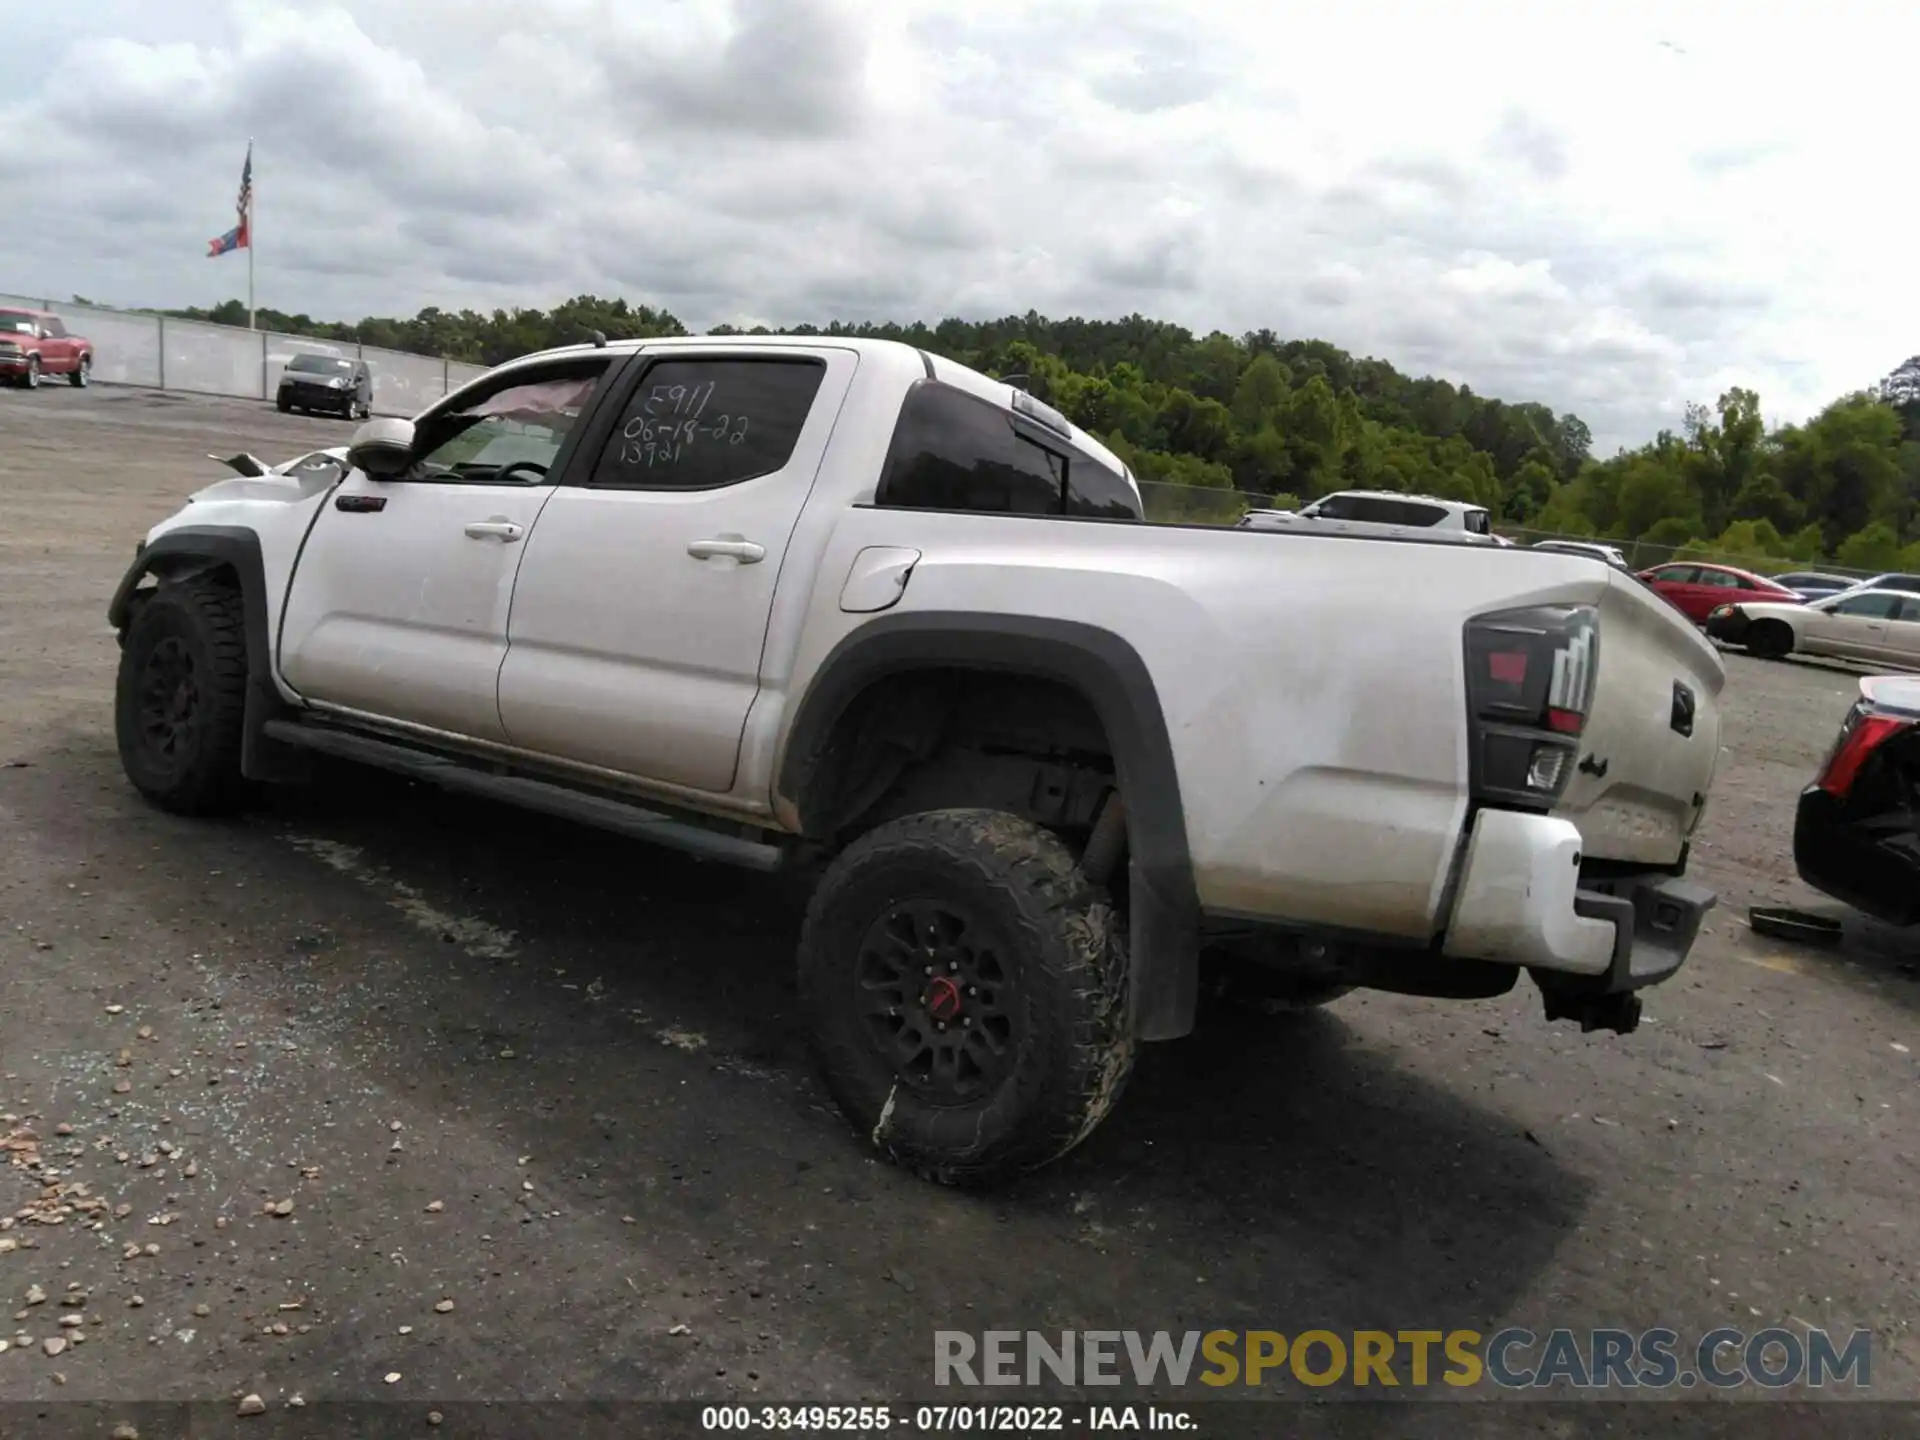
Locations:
1706;587;1920;666
1239;489;1496;543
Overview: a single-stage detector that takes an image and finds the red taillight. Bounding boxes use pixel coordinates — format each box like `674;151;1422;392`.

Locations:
1817;712;1908;798
1488;651;1528;685
1464;605;1600;810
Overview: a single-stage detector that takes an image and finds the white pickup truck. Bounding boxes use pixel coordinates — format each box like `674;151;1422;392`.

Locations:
109;335;1725;1185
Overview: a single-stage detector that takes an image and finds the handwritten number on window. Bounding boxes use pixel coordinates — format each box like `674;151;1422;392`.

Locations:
617;381;749;466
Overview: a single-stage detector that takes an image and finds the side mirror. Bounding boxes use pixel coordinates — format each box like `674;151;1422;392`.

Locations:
348;417;415;479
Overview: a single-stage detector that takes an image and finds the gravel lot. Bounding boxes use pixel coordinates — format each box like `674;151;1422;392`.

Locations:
2;386;1917;1435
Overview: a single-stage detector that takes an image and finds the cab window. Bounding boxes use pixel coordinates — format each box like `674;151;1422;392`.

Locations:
877;381;1138;519
407;358;612;484
1828;592;1902;619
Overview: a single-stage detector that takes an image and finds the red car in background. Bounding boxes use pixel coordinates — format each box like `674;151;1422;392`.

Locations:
1636;561;1803;624
0;307;92;389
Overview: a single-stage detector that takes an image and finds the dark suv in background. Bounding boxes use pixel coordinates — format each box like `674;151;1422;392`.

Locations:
277;354;372;418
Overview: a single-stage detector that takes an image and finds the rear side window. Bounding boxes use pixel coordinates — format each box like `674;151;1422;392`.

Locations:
877;382;1064;516
1883;576;1920;594
1312;494;1448;527
1650;566;1698;583
877;381;1139;519
1063;460;1139;518
1345;496;1449;527
590;357;825;491
1831;592;1902;618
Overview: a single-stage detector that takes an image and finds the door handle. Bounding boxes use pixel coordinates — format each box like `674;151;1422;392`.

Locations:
687;537;765;563
464;519;524;542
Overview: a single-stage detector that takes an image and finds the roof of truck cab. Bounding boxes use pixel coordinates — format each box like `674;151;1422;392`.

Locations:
524;334;937;361
498;335;1136;482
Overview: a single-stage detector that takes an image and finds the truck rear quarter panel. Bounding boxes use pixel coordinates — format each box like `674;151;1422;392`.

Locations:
769;511;1624;939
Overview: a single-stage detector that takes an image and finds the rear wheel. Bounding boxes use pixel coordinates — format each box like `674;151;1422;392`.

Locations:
69;354;90;388
114;577;250;815
1747;620;1794;660
798;810;1133;1186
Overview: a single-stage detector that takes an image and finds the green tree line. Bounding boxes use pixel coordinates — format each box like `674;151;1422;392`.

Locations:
166;295;1920;568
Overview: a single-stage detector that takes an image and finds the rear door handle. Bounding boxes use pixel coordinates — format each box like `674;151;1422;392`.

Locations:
687;537;765;564
464;519;524;542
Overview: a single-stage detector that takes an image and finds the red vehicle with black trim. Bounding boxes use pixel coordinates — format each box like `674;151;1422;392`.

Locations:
1795;676;1920;926
1635;561;1801;625
0;307;93;389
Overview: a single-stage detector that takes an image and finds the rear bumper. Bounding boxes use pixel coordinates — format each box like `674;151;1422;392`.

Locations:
1794;785;1920;926
1443;808;1714;992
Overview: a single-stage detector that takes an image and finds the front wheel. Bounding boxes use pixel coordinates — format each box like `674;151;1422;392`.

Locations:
114;577;250;815
1747;620;1794;661
22;356;40;390
798;810;1134;1187
69;355;90;388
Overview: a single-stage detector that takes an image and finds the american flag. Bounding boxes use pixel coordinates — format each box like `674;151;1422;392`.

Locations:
208;144;252;257
236;143;252;223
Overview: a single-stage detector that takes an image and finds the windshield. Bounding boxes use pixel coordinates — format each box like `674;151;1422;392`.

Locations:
0;312;40;336
287;355;354;374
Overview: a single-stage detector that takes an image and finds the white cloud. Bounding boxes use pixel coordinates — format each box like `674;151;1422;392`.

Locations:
0;0;1912;452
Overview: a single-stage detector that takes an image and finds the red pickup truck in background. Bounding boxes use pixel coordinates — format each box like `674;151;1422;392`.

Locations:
0;307;93;389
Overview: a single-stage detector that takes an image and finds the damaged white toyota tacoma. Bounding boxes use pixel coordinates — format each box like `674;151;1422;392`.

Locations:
109;335;1725;1185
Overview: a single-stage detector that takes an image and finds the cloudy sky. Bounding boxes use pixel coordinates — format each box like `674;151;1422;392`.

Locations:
1;0;1911;452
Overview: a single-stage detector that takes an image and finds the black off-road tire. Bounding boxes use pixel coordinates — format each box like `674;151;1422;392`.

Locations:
1200;943;1353;1015
69;355;90;388
798;809;1134;1187
114;576;250;815
1746;620;1794;661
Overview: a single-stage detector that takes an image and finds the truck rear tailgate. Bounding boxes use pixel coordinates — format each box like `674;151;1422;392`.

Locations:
1553;571;1726;866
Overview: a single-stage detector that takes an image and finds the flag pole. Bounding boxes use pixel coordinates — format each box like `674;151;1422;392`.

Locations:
247;136;256;330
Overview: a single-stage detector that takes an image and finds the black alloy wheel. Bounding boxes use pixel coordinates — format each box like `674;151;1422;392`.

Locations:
856;897;1016;1104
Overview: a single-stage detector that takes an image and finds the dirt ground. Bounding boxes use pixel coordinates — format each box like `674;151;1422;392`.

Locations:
1;386;1917;1436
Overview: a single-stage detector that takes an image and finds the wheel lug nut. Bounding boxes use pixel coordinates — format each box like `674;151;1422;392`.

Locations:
967;986;978;997
923;965;933;976
935;1022;946;1033
961;1017;971;1027
948;960;959;971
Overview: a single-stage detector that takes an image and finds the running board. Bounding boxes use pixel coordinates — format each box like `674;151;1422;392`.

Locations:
261;719;788;872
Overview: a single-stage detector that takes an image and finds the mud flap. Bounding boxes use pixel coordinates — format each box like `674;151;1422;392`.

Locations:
1126;857;1200;1041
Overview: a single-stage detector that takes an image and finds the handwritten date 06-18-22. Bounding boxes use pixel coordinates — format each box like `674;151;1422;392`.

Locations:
620;380;750;467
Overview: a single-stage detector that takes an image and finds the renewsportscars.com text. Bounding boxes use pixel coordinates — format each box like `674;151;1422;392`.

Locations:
934;1327;1873;1391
